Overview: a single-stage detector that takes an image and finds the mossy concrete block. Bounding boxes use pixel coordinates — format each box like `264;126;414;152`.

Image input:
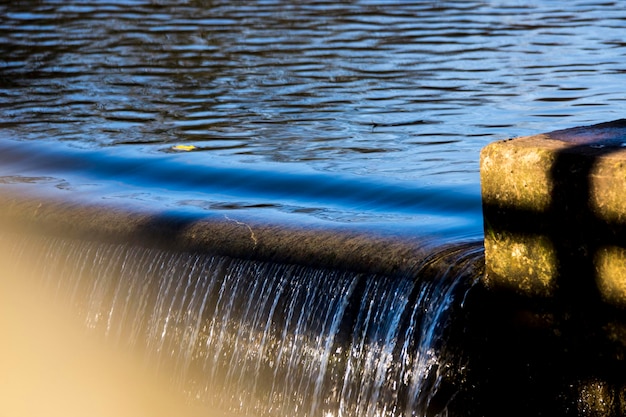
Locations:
481;119;626;306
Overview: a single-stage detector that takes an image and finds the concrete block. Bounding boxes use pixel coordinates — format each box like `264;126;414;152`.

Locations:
481;119;626;306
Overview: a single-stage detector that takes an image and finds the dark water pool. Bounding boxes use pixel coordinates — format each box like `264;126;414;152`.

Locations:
1;0;626;240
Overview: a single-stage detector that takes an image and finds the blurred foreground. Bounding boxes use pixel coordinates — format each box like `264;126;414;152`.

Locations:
0;250;238;417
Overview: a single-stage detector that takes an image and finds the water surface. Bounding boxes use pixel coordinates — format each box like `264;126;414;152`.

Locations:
1;0;625;238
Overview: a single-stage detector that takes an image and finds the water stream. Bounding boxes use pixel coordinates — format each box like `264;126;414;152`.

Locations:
2;232;483;417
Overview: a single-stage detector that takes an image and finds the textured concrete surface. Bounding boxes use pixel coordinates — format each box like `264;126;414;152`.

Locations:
481;119;626;307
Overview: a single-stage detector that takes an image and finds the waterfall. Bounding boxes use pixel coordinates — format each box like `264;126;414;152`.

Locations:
0;232;483;417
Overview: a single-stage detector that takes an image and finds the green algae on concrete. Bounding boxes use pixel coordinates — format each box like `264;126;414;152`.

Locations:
481;119;626;307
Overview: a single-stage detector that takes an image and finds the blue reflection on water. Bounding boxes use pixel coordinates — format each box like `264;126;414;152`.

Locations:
0;139;483;240
0;0;625;241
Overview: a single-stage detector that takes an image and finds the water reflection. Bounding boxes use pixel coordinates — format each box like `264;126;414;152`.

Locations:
0;140;483;238
1;0;625;186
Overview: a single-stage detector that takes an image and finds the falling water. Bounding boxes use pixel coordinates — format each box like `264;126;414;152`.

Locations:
1;232;482;417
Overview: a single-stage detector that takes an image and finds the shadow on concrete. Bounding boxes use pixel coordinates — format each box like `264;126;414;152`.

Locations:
449;120;626;416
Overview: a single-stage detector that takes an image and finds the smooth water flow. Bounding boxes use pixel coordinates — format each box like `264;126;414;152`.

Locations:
3;233;482;417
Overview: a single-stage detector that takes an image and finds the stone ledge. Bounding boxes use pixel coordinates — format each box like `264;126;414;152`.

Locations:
481;119;626;306
0;189;477;279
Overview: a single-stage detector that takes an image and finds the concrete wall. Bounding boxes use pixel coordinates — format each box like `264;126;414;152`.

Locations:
481;119;626;307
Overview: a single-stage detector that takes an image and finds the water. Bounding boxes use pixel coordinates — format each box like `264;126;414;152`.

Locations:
2;0;626;240
2;233;483;417
1;2;626;416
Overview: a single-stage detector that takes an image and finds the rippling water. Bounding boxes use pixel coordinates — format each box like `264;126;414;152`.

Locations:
1;1;625;237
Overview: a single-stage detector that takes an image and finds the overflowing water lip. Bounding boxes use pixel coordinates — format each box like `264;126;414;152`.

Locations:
0;213;485;417
0;139;483;241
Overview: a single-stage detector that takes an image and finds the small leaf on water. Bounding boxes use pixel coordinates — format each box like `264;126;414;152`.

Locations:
172;144;197;152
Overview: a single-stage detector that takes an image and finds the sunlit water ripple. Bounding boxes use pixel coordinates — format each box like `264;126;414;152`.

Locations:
1;0;625;239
